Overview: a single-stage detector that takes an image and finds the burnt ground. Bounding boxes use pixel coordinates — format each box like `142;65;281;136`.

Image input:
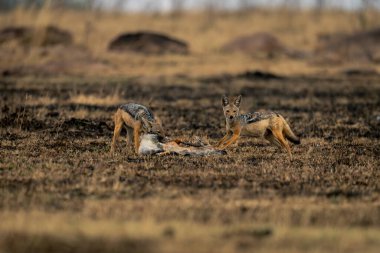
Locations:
0;73;380;253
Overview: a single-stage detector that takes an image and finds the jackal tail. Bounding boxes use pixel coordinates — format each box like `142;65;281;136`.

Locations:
281;116;300;144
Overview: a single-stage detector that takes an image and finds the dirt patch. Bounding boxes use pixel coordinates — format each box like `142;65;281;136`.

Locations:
237;70;284;80
221;32;304;58
0;74;379;252
1;231;154;253
0;45;108;77
202;70;284;84
340;67;379;76
108;31;189;54
0;108;47;131
59;118;112;137
314;28;380;64
0;26;72;47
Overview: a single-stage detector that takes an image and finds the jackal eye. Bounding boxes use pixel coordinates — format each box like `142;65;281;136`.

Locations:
226;110;230;113
233;110;236;113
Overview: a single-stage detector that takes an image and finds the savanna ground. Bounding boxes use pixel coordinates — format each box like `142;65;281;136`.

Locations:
1;7;380;253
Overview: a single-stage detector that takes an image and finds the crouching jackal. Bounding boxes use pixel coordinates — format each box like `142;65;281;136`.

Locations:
217;95;300;160
110;103;164;154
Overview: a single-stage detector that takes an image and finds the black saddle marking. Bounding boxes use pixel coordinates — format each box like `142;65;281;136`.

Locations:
244;111;277;124
120;103;155;121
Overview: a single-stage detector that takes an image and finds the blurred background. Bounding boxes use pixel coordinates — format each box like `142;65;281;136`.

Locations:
1;0;380;77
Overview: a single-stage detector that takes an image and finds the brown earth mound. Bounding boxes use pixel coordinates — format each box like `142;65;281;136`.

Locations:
221;32;304;58
0;45;108;77
108;31;189;54
340;67;378;76
0;25;72;47
315;28;380;64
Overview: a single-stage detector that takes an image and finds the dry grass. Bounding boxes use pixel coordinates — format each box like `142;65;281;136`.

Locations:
1;8;380;77
0;211;379;253
69;94;123;106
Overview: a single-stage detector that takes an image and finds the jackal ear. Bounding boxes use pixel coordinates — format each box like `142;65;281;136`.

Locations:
222;95;229;106
234;95;242;107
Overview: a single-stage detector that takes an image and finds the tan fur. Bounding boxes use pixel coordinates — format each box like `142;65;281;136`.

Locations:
217;95;300;160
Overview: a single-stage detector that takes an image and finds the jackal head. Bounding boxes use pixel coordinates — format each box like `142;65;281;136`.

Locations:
221;95;241;121
136;110;165;136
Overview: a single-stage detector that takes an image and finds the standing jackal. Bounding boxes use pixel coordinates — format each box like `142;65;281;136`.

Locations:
110;103;164;154
217;95;300;160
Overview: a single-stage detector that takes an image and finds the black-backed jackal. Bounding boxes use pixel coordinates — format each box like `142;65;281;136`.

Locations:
110;103;164;154
217;95;300;160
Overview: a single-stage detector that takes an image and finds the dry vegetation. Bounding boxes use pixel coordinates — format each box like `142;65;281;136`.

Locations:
1;6;380;253
1;73;380;252
1;7;380;77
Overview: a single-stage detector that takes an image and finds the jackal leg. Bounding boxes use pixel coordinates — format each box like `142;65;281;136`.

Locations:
216;131;232;148
272;129;293;160
264;130;282;157
133;122;141;154
111;116;123;153
218;130;241;150
124;126;133;145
